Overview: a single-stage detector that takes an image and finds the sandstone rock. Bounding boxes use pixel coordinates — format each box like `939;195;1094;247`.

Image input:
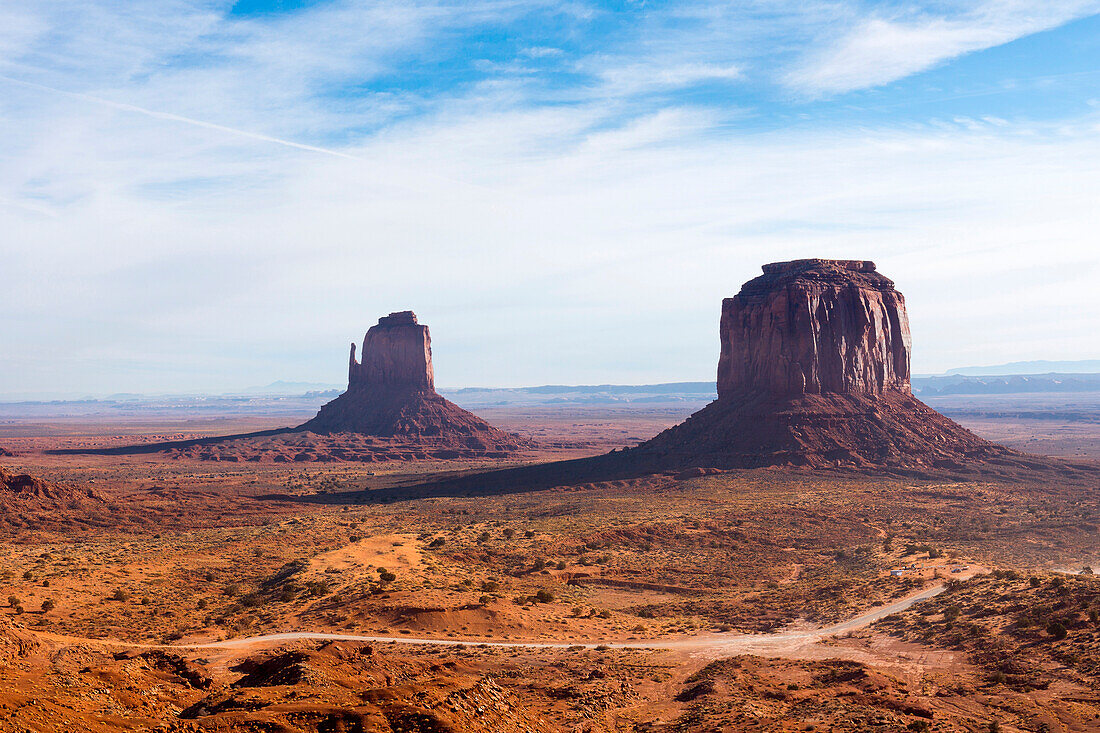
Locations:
636;259;1010;471
298;312;527;455
349;311;434;391
718;259;910;397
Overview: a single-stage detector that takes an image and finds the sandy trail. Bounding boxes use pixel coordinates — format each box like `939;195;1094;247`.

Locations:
164;584;946;656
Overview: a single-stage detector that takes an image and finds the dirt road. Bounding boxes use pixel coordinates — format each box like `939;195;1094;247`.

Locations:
174;583;946;656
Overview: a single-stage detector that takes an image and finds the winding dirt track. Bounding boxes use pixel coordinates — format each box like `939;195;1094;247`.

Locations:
166;584;946;656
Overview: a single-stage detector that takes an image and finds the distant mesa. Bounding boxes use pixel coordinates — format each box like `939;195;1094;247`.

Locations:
624;259;1007;471
633;259;1008;471
294;311;527;452
59;311;529;462
394;258;1097;502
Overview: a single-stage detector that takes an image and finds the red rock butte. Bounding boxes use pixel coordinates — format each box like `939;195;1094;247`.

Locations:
718;259;910;397
634;259;1009;471
298;311;527;456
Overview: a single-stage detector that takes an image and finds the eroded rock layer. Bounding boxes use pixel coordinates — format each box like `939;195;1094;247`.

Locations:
0;464;112;534
718;259;911;397
297;312;527;456
637;259;1011;471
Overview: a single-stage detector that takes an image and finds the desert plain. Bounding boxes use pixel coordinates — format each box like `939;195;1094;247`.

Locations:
2;395;1099;733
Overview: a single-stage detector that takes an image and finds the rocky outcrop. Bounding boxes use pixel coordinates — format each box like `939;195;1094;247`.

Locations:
635;259;1011;472
64;312;529;463
297;312;528;456
0;464;111;534
718;259;910;397
348;311;434;391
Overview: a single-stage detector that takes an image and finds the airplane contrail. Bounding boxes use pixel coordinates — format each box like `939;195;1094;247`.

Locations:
0;74;364;161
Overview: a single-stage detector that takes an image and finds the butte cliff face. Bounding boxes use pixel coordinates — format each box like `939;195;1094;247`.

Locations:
297;312;527;457
636;259;1007;472
348;311;435;392
718;260;911;397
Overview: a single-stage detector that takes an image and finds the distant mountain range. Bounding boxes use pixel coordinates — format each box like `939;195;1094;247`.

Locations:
912;373;1100;396
939;360;1100;376
239;380;343;394
5;362;1099;404
440;382;717;408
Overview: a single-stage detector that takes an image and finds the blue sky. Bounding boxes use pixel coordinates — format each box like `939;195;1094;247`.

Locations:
2;0;1100;396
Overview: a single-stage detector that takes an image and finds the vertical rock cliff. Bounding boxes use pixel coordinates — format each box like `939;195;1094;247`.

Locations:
718;260;911;397
635;259;1006;471
348;311;434;391
298;312;527;456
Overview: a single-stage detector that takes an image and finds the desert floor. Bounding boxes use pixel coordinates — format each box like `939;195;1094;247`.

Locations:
1;401;1099;731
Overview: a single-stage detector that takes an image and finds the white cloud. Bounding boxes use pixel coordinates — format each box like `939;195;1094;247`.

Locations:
2;0;1100;395
787;0;1100;95
598;61;743;95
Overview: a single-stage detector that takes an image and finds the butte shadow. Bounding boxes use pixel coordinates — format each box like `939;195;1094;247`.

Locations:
316;259;1098;504
53;311;529;462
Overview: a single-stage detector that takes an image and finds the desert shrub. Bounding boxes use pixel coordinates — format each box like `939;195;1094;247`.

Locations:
502;528;515;540
1046;621;1067;640
556;561;566;570
1029;577;1041;588
239;593;262;608
478;595;492;605
224;583;239;597
111;588;130;602
477;531;491;543
524;530;535;539
378;571;396;583
535;589;554;603
427;538;445;549
532;559;546;572
598;609;611;619
41;599;55;613
22;571;32;580
7;596;18;608
481;580;500;593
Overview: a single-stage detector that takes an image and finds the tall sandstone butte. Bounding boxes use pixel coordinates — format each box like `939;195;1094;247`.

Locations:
635;259;1007;471
348;310;435;391
300;311;527;456
718;260;911;397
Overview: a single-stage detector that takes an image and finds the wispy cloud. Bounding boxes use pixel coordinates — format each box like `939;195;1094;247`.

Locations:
2;0;1100;394
786;0;1100;95
0;75;365;160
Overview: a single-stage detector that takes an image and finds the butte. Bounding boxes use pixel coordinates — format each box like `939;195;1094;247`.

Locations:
65;311;527;462
632;258;1008;471
387;259;1096;499
296;311;527;456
